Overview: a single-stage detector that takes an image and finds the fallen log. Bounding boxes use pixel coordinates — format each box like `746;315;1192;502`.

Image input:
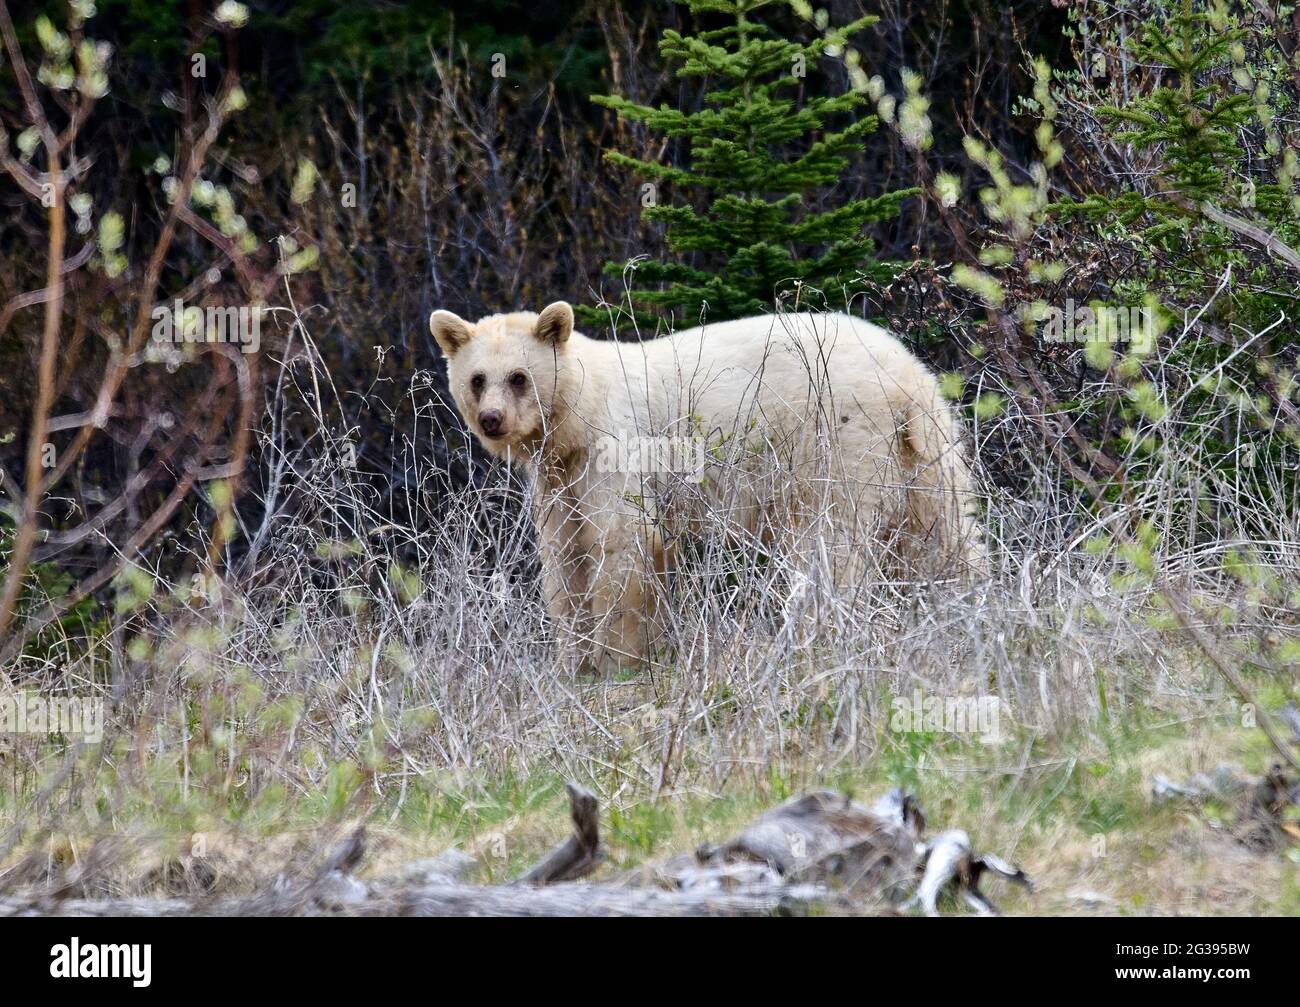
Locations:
0;784;1030;917
518;781;602;885
1152;761;1300;849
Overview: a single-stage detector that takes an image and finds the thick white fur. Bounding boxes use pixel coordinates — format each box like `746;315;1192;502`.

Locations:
431;304;984;672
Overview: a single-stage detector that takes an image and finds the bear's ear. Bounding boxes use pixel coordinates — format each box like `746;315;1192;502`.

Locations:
430;310;473;356
534;301;573;347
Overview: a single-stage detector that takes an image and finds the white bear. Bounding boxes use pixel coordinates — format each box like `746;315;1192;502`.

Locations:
430;303;984;672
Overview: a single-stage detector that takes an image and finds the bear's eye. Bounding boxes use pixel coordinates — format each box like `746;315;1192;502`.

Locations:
470;373;485;395
509;371;528;391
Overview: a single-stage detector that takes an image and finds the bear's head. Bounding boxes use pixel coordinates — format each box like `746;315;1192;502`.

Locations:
429;301;574;460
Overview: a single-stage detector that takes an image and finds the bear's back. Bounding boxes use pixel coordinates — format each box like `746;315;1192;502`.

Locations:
610;312;933;433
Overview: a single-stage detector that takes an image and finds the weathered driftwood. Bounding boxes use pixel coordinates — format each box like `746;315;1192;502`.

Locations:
1152;761;1300;850
0;784;1030;917
517;781;602;885
651;788;1028;915
664;789;925;904
0;881;837;917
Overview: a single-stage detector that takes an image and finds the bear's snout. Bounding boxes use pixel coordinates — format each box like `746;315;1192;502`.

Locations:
478;409;505;437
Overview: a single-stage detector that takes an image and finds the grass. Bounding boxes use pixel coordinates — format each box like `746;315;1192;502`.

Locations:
2;647;1295;913
2;306;1298;914
373;713;1296;916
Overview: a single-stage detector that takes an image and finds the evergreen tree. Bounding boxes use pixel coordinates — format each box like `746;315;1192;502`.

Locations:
1056;0;1262;266
582;0;915;330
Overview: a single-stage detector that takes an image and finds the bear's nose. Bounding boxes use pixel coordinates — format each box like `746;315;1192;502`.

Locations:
479;409;504;436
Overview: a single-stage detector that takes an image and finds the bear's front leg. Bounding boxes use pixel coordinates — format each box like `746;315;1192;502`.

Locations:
535;491;592;658
587;539;653;675
580;489;670;675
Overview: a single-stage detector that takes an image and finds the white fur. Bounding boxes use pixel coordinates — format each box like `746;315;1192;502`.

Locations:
432;304;984;671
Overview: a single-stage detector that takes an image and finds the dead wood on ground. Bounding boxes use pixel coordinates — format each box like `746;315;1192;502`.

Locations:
0;784;1030;917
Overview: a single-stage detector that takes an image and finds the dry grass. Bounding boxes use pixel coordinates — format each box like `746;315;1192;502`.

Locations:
2;306;1298;914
